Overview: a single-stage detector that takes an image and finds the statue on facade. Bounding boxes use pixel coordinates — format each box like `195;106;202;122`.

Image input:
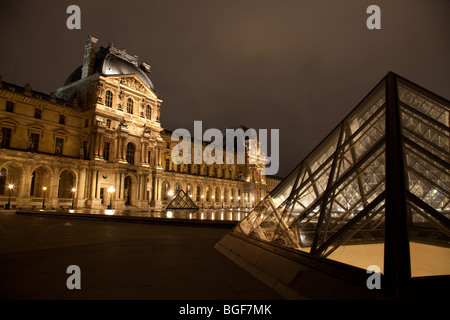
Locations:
27;136;34;151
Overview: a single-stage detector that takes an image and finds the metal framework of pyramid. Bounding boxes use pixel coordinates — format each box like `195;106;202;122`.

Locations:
166;189;199;210
218;72;449;299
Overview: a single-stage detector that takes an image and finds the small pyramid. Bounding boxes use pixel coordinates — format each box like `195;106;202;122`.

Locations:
166;189;199;209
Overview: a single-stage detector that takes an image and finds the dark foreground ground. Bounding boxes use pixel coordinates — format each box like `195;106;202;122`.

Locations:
0;210;283;300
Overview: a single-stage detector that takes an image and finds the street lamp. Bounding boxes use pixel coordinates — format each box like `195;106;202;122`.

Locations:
108;186;115;209
71;188;76;209
168;190;174;198
6;184;13;210
42;186;47;209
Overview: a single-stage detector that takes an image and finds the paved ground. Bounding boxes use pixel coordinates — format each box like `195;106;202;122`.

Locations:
0;210;283;300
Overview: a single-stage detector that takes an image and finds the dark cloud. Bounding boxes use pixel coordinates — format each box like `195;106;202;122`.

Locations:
0;0;449;176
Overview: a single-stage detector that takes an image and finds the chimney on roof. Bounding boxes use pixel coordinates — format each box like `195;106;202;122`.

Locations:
81;35;98;79
140;63;151;75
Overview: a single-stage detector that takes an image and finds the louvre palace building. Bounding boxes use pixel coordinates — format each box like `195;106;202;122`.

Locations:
0;36;271;211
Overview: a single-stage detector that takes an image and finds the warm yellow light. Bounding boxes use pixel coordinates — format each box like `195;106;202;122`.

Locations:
42;186;47;191
108;186;115;193
201;195;204;199
8;184;14;190
71;188;76;193
168;190;174;196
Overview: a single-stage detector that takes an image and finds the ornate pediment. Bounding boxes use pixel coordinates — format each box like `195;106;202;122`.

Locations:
119;76;147;93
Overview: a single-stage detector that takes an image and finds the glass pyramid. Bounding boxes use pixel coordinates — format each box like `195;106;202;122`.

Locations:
233;72;449;284
166;189;199;210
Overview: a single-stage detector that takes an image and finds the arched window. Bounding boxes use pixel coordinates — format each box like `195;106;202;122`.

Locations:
145;105;151;119
105;90;113;107
175;183;180;193
215;187;219;200
206;187;210;201
196;185;201;201
187;184;192;197
0;168;6;195
58;170;75;198
126;143;135;164
162;182;169;200
127;98;134;114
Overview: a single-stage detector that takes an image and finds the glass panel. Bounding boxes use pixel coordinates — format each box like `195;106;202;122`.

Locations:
272;202;322;253
315;146;385;249
325;199;385;273
332;108;385;184
237;196;276;236
398;83;449;127
404;146;449;211
400;106;450;161
407;201;450;277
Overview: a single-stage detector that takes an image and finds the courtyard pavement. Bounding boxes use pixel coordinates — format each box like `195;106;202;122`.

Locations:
0;210;283;300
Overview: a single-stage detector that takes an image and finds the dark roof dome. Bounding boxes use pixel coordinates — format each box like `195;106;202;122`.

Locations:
64;42;155;91
101;54;154;90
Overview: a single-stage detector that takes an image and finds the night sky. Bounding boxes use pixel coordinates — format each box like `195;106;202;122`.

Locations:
0;0;449;177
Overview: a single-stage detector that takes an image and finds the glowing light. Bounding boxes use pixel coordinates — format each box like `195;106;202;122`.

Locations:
71;188;76;193
105;210;115;215
108;186;115;193
42;186;47;191
166;211;173;218
168;190;174;197
8;184;14;190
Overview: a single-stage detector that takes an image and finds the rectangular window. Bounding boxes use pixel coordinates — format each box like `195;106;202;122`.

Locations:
6;101;14;113
103;142;111;161
106;119;111;128
147;150;151;163
85;118;89;128
59;115;65;125
30;133;39;152
55;138;64;155
34;108;42;119
1;127;12;148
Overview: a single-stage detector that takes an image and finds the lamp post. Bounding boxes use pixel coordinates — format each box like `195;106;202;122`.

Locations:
6;184;13;210
42;186;47;209
71;188;76;209
108;186;115;209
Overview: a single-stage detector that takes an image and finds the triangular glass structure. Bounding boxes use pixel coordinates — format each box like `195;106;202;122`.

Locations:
224;72;449;298
166;189;199;209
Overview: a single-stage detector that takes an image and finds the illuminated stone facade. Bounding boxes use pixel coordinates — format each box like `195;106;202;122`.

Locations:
0;36;267;210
